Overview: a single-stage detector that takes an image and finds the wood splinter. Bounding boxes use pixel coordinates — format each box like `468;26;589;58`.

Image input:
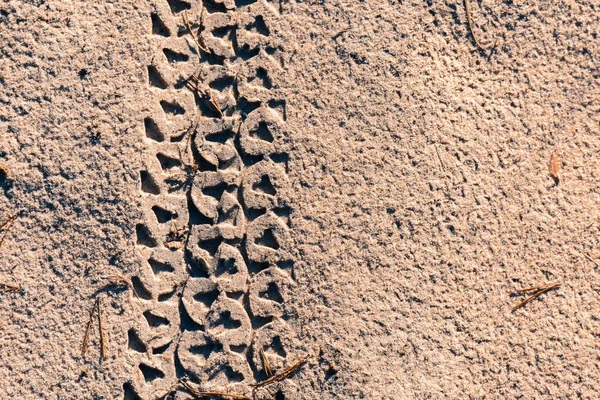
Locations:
512;282;560;311
251;356;308;388
0;283;19;293
179;379;250;400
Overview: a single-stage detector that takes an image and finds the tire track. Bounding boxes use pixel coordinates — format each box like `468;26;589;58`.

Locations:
125;1;294;398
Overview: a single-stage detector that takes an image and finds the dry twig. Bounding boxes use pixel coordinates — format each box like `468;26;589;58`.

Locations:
0;213;17;250
81;302;97;357
251;356;308;388
97;297;106;359
186;75;223;118
512;283;560;311
183;10;209;53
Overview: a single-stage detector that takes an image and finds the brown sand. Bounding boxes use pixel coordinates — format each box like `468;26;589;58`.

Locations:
1;0;599;399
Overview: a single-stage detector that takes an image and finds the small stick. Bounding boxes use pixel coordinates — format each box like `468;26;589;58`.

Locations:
0;283;19;293
512;283;560;311
207;91;223;118
186;75;222;118
183;10;209;53
515;285;546;294
179;379;250;400
0;214;17;250
97;297;106;359
464;0;488;51
81;302;97;357
251;356;308;388
0;213;17;230
260;349;273;377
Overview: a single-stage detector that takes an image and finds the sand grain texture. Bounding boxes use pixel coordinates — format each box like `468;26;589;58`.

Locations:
1;0;599;399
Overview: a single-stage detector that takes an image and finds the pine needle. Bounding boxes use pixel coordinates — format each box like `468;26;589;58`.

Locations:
179;379;250;400
251;356;308;388
260;348;273;377
512;283;560;311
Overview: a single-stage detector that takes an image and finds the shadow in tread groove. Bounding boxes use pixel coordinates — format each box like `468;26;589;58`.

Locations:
153;341;172;354
158;286;178;302
206;129;235;143
152;205;177;223
139;364;166;382
212;310;242;329
193;288;219;308
144;116;165;141
250;120;275;143
253;174;276;195
128;328;148;353
160;100;186;116
151;13;170;37
140;171;160;195
143;310;170;327
187;196;215;225
156;153;182;170
163;48;190;63
131;276;152;300
166;0;191;13
254;228;280;250
202;181;228;200
269;335;287;358
215;257;238;276
136;224;158;247
190;340;222;359
259;281;284;304
122;382;142;400
197;237;223;255
209;364;245;382
148;258;175;274
254;67;273;89
147;66;168;90
179;299;203;331
246;15;270;36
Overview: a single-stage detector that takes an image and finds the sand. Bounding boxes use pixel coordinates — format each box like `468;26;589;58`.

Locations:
1;0;599;399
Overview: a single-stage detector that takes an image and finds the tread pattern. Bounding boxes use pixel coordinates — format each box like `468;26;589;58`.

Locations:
127;1;293;398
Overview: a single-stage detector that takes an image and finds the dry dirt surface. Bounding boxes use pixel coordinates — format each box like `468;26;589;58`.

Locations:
1;0;599;399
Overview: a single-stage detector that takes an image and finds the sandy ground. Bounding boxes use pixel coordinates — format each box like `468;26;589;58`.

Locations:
1;0;599;399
